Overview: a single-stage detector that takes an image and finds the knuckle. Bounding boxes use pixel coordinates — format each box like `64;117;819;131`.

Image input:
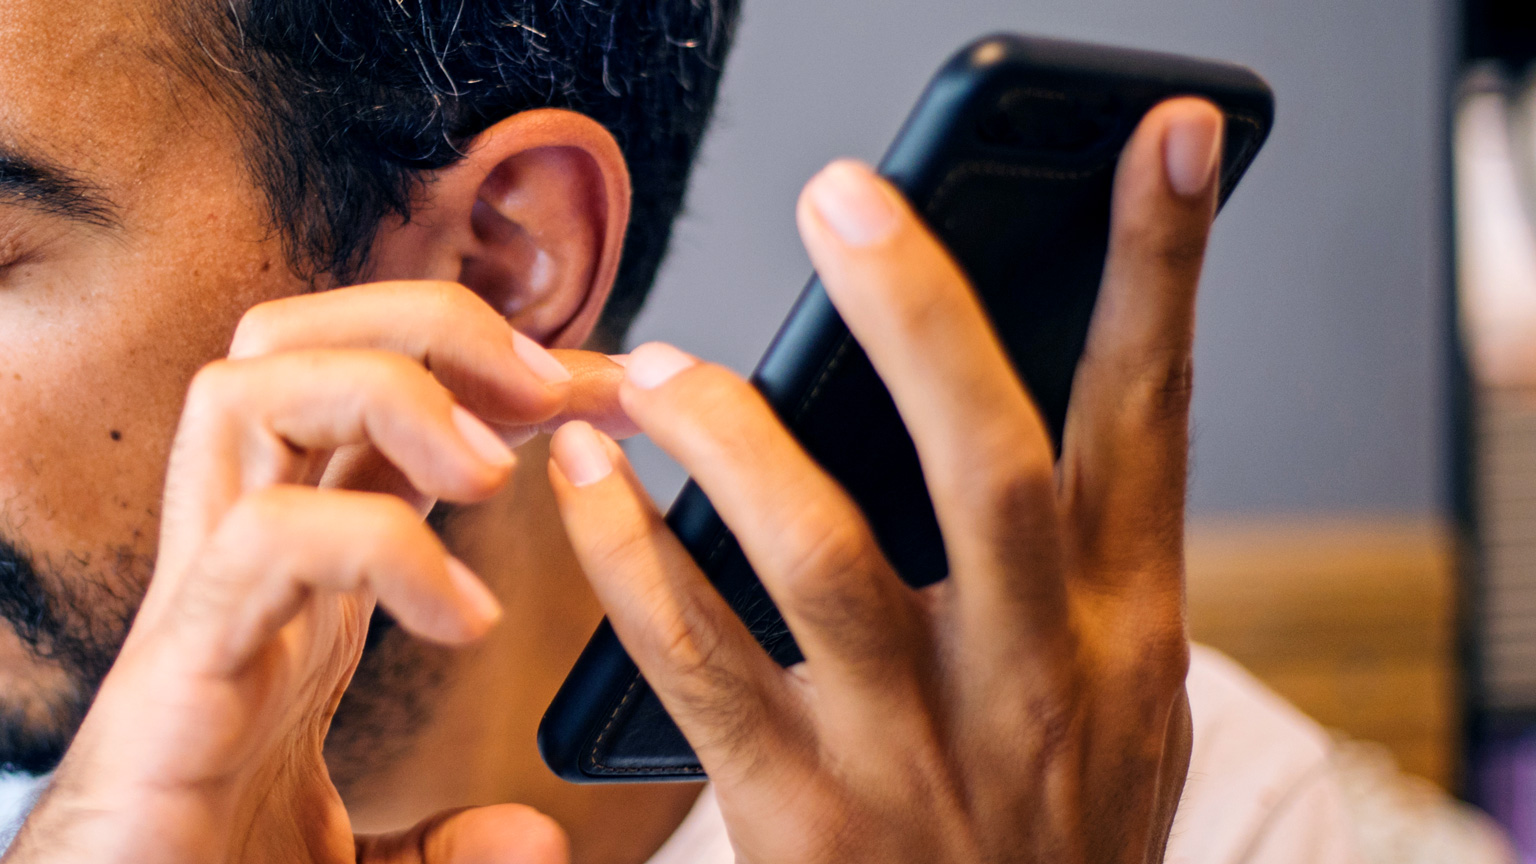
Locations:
771;509;903;640
358;495;438;559
650;592;728;686
388;349;443;388
185;359;240;409
422;279;476;306
362;350;447;406
1158;228;1210;274
997;658;1087;765
1030;684;1085;763
1126;351;1195;428
960;438;1056;520
221;485;300;538
777;509;879;595
1133;617;1191;693
664;645;763;755
631;583;760;731
188;489;303;598
421;280;486;326
228;300;283;357
1121;218;1208;275
370;490;427;528
576;508;754;716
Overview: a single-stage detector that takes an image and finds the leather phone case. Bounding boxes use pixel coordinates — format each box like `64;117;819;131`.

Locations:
539;33;1274;782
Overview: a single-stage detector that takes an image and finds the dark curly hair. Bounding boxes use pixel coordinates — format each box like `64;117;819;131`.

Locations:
175;0;741;347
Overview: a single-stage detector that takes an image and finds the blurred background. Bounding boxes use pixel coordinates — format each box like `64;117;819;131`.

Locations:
619;0;1536;856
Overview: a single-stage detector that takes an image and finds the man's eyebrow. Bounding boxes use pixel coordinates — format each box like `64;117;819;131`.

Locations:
0;146;118;229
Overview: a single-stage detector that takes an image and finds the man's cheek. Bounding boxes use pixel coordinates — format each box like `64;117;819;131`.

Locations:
0;331;185;576
0;414;163;571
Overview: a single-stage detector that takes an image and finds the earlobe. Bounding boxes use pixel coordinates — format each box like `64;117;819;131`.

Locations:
369;109;632;349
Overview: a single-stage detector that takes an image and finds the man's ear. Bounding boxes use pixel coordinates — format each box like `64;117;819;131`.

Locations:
368;109;631;349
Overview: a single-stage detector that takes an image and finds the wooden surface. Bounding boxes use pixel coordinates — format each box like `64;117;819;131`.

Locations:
1185;519;1458;788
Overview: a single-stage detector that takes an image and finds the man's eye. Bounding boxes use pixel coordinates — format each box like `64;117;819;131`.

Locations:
0;224;44;271
0;229;23;268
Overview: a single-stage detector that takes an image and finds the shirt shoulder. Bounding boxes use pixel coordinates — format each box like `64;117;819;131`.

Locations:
645;786;735;864
647;646;1365;864
1167;644;1363;864
0;772;46;854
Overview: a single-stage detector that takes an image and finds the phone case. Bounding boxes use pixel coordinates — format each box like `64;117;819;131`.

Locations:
539;33;1274;782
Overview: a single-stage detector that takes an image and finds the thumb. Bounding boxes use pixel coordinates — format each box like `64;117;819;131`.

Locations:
357;804;571;864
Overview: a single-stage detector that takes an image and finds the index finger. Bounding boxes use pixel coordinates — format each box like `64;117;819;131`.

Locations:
229;280;573;427
795;161;1067;645
228;283;636;500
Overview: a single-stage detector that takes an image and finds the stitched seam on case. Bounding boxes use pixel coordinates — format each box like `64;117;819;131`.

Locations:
585;679;706;776
792;334;856;425
586;677;640;770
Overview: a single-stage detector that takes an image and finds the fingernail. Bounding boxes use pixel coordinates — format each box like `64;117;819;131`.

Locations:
607;354;631;368
626;342;697;390
808;160;901;247
452;405;516;468
513;331;573;385
445;557;503;628
1163;104;1224;198
552;421;614;487
499;426;539;450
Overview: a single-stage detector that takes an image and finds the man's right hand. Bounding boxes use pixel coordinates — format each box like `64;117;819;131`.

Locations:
2;281;626;864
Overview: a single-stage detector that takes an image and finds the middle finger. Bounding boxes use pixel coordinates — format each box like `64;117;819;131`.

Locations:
795;161;1068;643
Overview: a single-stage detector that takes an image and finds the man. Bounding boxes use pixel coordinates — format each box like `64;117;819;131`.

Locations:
0;0;1390;862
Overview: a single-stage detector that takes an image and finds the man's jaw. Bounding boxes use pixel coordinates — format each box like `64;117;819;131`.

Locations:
0;537;140;777
0;529;453;785
0;626;96;776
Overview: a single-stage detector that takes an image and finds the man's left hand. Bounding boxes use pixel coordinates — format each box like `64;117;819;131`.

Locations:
547;97;1224;864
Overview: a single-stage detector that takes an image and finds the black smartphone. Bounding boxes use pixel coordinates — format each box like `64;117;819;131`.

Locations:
539;33;1274;783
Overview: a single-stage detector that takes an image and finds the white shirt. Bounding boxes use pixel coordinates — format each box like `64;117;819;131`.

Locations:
0;770;42;851
647;647;1516;864
0;645;1508;863
645;645;1364;864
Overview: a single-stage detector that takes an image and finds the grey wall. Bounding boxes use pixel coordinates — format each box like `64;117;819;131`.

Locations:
626;0;1452;517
